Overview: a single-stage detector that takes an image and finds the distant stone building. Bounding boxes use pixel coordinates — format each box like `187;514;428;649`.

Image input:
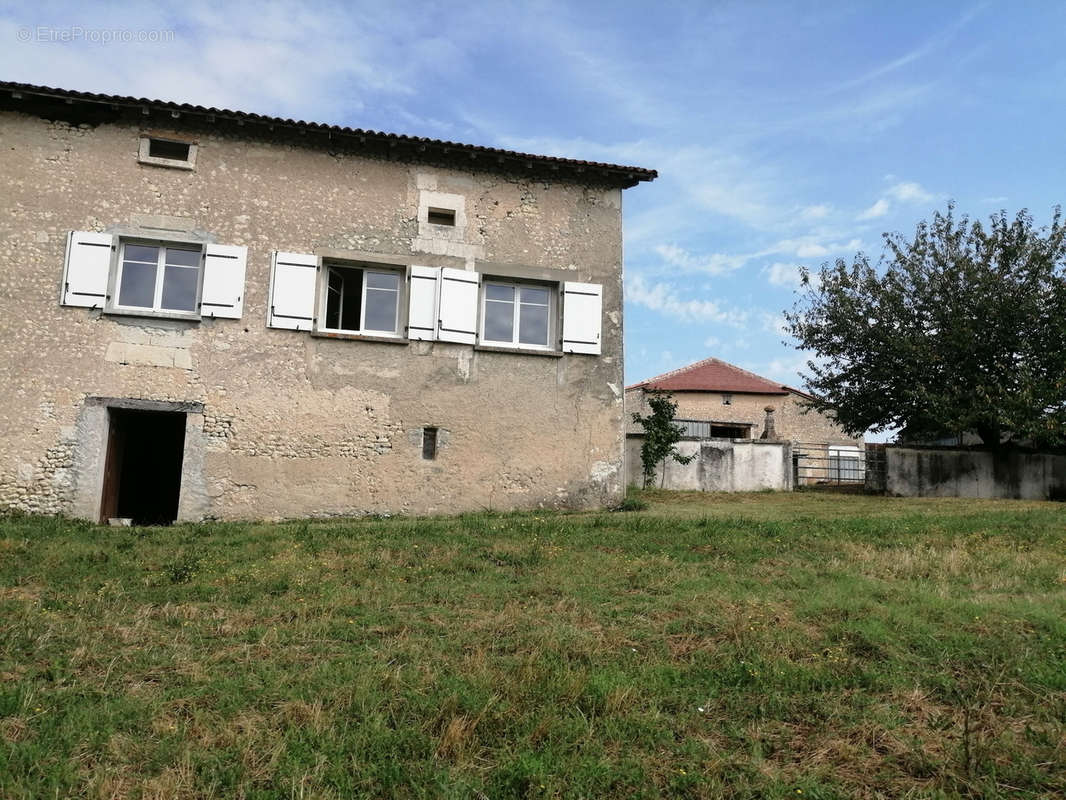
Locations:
625;357;863;485
0;81;656;522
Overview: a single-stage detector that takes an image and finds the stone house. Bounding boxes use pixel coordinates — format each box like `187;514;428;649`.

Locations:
625;357;864;485
0;81;656;523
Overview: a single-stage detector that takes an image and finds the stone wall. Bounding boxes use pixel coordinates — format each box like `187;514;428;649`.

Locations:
884;446;1066;501
625;388;860;446
626;436;793;492
0;109;628;520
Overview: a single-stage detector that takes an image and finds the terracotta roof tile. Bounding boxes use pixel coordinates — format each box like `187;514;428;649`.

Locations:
626;357;792;394
0;81;657;188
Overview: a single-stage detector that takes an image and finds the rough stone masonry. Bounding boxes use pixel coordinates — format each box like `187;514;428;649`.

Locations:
0;83;656;521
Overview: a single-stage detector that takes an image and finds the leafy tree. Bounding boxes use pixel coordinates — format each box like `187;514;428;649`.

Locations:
786;204;1066;448
631;391;695;488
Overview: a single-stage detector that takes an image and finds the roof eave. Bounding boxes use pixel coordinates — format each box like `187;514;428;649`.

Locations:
0;81;658;189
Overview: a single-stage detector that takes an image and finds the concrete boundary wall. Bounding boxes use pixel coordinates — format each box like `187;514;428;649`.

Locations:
884;446;1066;500
626;437;792;492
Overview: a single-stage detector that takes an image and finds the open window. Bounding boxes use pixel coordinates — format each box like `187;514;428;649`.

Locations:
61;231;246;320
320;264;402;336
480;280;554;350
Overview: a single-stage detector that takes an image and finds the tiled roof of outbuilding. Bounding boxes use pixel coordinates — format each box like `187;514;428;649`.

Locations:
627;357;799;395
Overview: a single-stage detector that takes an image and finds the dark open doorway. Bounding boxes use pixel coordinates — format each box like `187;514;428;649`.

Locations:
100;408;187;525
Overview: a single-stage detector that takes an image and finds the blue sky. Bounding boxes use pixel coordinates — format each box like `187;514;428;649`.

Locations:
3;0;1064;401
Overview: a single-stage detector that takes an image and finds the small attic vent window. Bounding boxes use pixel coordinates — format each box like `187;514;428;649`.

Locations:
139;136;197;170
427;207;456;226
148;138;190;161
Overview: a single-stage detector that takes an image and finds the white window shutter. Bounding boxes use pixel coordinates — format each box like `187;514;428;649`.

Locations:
268;251;317;330
200;244;247;319
61;231;114;307
562;281;603;355
437;267;479;344
407;265;440;340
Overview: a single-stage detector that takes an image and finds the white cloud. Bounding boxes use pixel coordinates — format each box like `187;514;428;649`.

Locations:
799;204;831;220
765;236;862;260
654;243;748;275
857;198;891;220
626;274;749;327
703;336;721;349
885;181;935;204
795;242;829;258
857;180;937;221
0;1;469;121
761;312;789;337
764;354;817;386
766;262;804;289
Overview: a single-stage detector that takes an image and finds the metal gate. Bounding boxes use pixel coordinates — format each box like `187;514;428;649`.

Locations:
793;442;886;489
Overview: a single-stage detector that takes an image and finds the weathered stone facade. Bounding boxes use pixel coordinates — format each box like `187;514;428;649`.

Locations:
625;388;860;446
0;86;652;521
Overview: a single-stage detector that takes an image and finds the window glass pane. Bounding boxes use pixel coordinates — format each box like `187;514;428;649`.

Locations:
165;248;200;267
325;268;344;330
365;271;399;290
518;302;549;346
484;299;514;342
323;267;363;331
520;286;549;306
161;266;198;311
118;261;157;307
363;288;398;332
123;244;159;264
485;284;514;302
341;269;363;331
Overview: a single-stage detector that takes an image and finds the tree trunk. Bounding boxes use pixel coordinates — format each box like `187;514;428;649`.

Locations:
975;420;1003;448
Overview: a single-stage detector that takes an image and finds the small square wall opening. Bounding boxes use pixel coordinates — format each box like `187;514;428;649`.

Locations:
422;427;438;460
427;207;456;226
148;138;192;161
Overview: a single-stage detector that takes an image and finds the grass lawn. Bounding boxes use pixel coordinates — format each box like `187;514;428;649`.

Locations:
1;491;1064;799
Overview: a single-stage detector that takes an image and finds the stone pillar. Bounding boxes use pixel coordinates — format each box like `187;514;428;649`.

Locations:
760;406;777;441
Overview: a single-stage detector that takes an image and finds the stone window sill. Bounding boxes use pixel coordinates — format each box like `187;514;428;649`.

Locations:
311;331;409;345
105;307;201;323
474;345;564;358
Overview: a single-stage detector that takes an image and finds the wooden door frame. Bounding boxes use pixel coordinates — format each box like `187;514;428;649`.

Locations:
98;408;124;523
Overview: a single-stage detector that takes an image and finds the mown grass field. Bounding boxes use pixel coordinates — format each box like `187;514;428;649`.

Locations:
1;491;1064;799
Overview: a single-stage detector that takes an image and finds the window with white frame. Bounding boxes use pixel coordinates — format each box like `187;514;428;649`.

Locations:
267;258;604;354
115;242;202;314
320;264;402;336
61;231;247;320
481;281;553;349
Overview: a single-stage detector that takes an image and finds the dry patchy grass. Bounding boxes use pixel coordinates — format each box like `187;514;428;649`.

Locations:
0;492;1064;798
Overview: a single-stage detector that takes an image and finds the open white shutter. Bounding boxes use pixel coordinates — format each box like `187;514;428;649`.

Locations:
200;244;247;319
407;265;440;341
561;281;602;355
61;231;114;307
268;251;317;330
436;267;479;344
